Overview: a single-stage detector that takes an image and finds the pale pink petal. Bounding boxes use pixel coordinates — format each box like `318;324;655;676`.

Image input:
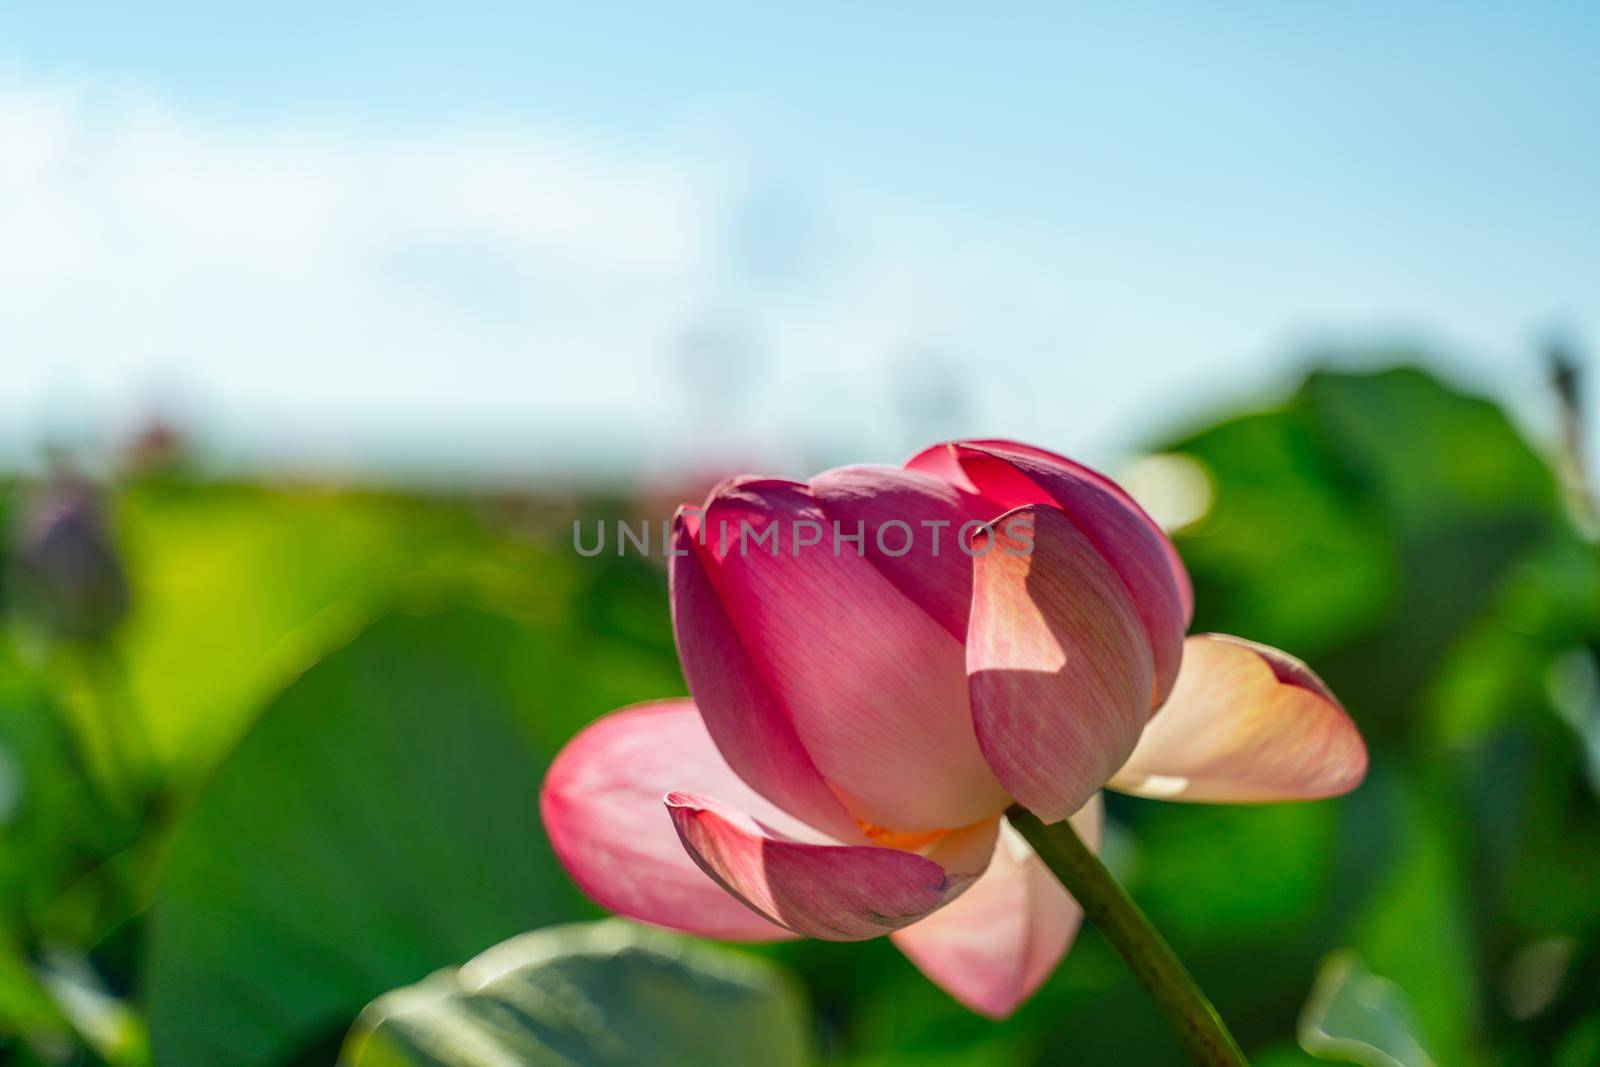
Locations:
892;797;1103;1018
967;505;1154;823
695;478;1009;832
922;817;1006;884
668;511;860;840
667;793;999;941
956;444;1187;709
539;701;802;941
1109;634;1368;802
810;464;990;640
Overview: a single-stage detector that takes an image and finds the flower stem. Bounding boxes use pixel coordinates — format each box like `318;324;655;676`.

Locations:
1007;805;1249;1067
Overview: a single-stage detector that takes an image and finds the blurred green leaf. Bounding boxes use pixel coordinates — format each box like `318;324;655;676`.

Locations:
1170;367;1561;722
143;609;585;1067
1126;800;1337;947
828;932;1046;1067
1298;951;1436;1067
1297;367;1555;526
1555;1015;1600;1067
0;935;68;1052
1167;395;1394;656
108;482;486;780
340;919;813;1067
0;638;133;939
1547;645;1600;794
1252;1043;1321;1067
1154;364;1586;1065
1345;770;1475;1064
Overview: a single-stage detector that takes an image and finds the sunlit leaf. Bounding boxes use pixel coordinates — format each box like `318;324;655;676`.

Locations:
340;920;813;1067
34;947;150;1066
109;482;486;779
1298;951;1436;1067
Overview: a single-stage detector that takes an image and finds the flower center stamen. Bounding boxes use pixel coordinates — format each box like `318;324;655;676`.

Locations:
855;819;947;852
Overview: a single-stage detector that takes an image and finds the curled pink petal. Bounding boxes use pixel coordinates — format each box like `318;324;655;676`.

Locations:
1109;634;1368;802
693;478;1009;832
910;439;1194;627
955;443;1187;709
892;797;1103;1018
539;701;802;940
974;439;1192;626
667;793;999;941
967;505;1153;823
669;511;860;840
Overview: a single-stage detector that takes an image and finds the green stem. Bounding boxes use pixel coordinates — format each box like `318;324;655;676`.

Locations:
1008;805;1249;1067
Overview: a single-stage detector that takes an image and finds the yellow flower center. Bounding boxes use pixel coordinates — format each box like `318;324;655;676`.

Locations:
855;819;947;852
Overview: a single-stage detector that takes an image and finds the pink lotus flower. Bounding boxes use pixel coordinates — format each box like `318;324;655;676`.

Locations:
541;439;1367;1018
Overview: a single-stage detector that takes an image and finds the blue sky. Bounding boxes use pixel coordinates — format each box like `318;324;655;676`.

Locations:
2;3;1597;478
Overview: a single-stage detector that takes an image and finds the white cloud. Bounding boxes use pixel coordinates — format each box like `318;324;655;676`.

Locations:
3;71;1571;480
0;77;1042;477
0;74;1106;478
3;73;1177;476
0;76;764;469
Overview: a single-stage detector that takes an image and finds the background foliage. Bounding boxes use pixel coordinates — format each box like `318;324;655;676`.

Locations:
1;361;1597;1065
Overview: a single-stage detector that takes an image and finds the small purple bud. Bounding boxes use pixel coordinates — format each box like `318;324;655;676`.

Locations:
11;477;130;641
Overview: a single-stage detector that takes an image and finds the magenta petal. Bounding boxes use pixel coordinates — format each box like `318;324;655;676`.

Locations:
539;701;801;941
892;797;1102;1018
669;511;861;840
903;441;976;493
667;793;998;941
967;505;1154;823
1110;634;1368;802
810;464;990;640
